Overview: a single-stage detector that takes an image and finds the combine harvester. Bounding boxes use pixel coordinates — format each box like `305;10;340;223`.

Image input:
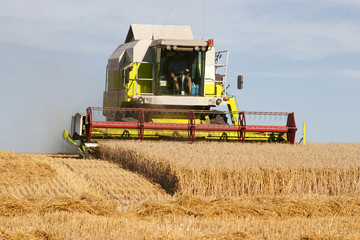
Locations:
63;24;297;158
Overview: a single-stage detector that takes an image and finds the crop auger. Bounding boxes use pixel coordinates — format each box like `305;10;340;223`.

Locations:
63;24;297;159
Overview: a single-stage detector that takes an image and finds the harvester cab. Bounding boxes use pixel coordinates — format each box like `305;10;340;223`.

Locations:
63;24;297;158
103;25;230;111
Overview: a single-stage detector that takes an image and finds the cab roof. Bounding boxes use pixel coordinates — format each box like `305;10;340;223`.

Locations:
125;24;194;43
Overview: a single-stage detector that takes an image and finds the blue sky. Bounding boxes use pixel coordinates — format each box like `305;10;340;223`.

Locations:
0;0;359;153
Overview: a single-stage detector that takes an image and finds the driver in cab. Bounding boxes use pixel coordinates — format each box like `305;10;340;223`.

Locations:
168;52;192;94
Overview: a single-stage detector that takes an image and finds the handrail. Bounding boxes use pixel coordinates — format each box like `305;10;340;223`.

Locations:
215;50;229;95
122;63;137;94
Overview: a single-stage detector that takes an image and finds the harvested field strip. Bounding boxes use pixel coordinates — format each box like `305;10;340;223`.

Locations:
98;141;360;197
0;194;117;217
0;151;56;186
137;195;360;218
1;153;168;211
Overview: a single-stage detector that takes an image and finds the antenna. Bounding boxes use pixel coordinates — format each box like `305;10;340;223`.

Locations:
202;0;206;40
160;0;176;38
151;2;154;40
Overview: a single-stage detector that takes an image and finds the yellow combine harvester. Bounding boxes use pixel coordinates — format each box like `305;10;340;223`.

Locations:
63;24;297;158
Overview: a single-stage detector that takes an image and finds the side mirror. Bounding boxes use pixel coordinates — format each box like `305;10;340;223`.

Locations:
237;75;243;89
124;66;133;84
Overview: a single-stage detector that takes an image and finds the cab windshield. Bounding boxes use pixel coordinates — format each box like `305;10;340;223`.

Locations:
155;49;205;96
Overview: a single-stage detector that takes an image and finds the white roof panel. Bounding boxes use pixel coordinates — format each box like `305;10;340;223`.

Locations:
125;24;194;43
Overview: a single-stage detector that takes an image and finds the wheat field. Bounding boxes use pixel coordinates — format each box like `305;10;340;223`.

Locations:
1;142;360;239
98;141;360;197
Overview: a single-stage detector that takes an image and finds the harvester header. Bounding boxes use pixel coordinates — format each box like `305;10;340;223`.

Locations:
63;24;297;158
